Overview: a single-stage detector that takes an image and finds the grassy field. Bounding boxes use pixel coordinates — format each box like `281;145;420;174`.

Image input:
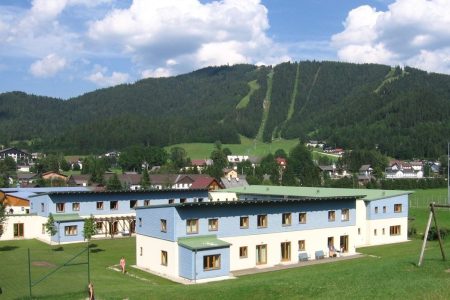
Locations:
166;135;299;159
2;235;450;299
3;189;450;299
409;188;448;208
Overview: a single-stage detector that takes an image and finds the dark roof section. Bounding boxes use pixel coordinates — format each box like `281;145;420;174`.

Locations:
135;195;360;210
29;188;209;197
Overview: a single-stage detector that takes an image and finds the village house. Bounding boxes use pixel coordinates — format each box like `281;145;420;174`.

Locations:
385;160;423;179
0;147;32;164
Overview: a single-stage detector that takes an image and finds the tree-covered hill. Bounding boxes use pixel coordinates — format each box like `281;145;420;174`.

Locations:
1;61;450;159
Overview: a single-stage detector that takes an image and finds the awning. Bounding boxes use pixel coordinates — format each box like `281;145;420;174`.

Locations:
178;235;231;250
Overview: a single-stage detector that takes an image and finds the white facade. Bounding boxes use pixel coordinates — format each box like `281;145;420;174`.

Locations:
221;226;356;271
0;215;50;242
136;235;179;278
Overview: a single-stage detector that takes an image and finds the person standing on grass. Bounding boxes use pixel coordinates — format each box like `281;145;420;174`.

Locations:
120;256;126;274
88;282;95;300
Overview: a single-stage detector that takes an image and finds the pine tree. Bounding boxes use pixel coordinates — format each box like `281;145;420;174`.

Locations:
140;169;151;190
83;215;96;241
0;192;6;236
45;213;57;236
106;173;122;191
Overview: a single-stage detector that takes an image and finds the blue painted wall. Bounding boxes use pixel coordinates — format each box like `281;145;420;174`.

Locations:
31;190;208;217
194;247;230;280
174;200;355;239
178;245;194;279
136;206;176;241
53;220;85;243
366;195;408;220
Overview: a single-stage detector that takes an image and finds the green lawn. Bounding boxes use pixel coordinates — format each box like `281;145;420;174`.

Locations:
2;235;450;300
166;135;299;159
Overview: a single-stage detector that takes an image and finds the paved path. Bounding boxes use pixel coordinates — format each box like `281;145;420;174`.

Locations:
232;253;364;277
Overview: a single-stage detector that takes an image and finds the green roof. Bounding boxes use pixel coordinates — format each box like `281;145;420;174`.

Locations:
52;213;84;222
178;235;231;250
224;185;412;202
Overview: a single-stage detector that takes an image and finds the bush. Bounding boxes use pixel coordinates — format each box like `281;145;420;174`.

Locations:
427;226;449;241
408;226;417;238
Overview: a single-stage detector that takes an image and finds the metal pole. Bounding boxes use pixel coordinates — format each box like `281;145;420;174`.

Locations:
87;242;91;284
418;208;433;266
28;248;32;298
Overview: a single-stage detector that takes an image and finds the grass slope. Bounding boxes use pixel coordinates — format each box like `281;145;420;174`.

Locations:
166;135;299;160
236;80;260;109
256;70;274;142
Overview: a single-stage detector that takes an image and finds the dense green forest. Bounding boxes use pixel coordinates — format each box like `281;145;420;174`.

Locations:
1;61;450;159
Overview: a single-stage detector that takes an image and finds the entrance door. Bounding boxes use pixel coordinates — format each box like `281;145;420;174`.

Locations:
130;220;136;233
109;221;119;235
256;244;267;265
340;235;349;253
14;223;24;238
281;242;291;262
327;236;334;247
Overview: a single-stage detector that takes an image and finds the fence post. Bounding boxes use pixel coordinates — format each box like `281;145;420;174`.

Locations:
28;248;32;298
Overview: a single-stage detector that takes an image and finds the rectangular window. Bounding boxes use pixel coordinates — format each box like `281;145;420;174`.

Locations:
160;219;167;232
282;213;292;226
257;215;268;228
341;209;349;221
186;219;198;234
140;247;143;256
382;228;385;235
56;203;65;213
180;198;187;203
42;224;46;234
168;199;174;204
281;242;291;261
374;206;379;214
96;222;103;233
144;200;150;206
299;212;307;224
328;211;335;222
96;201;104;210
298;240;306;251
383;206;387;213
13;223;24;237
161;250;168;266
256;244;267;265
390;225;401;236
41;203;44;212
65;225;77;236
394;204;402;213
110;201;118;210
240;216;249;228
208;218;219;231
239;246;248;258
203;254;220;270
138;217;142;227
130;200;137;209
358;228;361;235
374;229;377;236
72;202;80;211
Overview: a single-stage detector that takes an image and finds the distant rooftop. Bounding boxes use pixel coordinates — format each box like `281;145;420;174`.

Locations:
224;185;412;202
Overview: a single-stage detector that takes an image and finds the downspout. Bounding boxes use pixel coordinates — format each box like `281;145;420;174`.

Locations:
194;250;197;283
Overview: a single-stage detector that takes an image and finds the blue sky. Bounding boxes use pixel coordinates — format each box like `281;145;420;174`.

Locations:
1;0;449;99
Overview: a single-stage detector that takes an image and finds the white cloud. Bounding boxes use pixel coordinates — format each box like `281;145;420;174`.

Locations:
29;54;67;77
332;0;450;74
87;68;130;87
141;68;172;79
88;0;289;77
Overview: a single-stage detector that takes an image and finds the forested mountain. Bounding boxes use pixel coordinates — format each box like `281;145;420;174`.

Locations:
1;61;450;159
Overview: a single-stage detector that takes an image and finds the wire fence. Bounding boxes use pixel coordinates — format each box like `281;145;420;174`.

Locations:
409;196;449;209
